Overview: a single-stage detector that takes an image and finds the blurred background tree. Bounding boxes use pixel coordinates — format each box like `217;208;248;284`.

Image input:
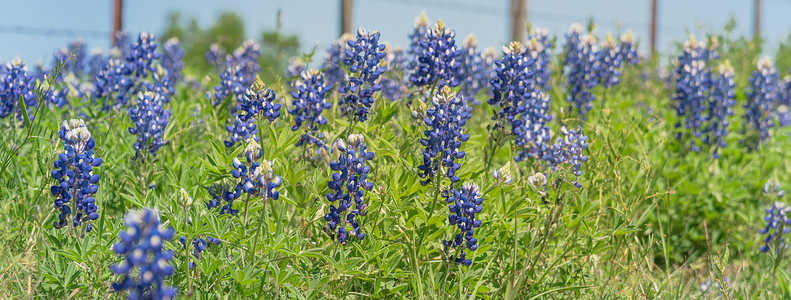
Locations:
159;10;299;83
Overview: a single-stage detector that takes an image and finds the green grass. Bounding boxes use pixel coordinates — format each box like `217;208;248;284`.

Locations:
1;39;791;299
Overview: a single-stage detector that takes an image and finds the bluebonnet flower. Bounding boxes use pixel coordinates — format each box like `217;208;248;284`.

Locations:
228;40;261;84
66;39;86;75
205;43;227;72
128;91;171;158
672;35;710;151
285;57;307;90
417;86;470;187
322;33;352;90
231;139;282;200
409;19;462;88
161;37;184;82
456;34;484;105
777;75;791;127
208;65;248;107
765;179;787;197
289;70;332;151
513;90;552;162
759;201;791;253
126;32;159;79
340;27;387;122
224;115;258;148
480;47;498;96
46;72;85;108
596;34;624;89
563;25;599;119
745;56;778;143
94;58;133;109
88;49;105;78
490;161;514;185
619;31;639;66
239;75;281;122
325;134;374;244
407;11;431;73
488;42;541;150
0;59;37;120
53;47;70;72
52;40;86;76
703;61;736;158
207;183;240;215
50;119;102;232
546;126;590;188
110;209;177;299
222;76;278;149
147;66;176;104
443;182;484;266
179;235;221;270
380;45;409;101
113;31;131;57
526;27;552;91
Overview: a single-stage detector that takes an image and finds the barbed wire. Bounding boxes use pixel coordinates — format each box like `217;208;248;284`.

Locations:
0;25;110;39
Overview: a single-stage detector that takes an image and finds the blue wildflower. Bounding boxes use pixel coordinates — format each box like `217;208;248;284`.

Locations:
417;86;470;187
50;119;102;232
489;41;549;159
208;65;248;107
513;90;552;162
240;75;280;122
208;183;240;216
340;27;386;122
128;91;171;158
0;59;37;121
94;58;133;109
456;34;485;105
229;40;261;84
161;37;184;82
490;161;514;185
224;114;258;148
443;182;484;266
289;70;332;151
113;31;131;57
325;134;374;244
563;25;599;119
703;61;736;158
322;34;352;90
110;209;177;299
285;57;307;90
619;31;639;66
179;235;221;270
205;43;227;72
546;126;590;188
380;45;409;101
407;11;431;72
526;27;552;91
409;19;462;88
231;139;282;200
88;49;105;78
745;56;778;143
596;34;624;89
126;32;159;79
147;66;176;104
673;35;711;151
759;201;791;253
52;39;86;75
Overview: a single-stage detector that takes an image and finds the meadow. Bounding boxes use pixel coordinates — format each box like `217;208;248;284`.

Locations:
1;13;791;299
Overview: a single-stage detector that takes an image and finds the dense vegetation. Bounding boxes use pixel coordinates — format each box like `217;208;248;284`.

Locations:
2;11;791;299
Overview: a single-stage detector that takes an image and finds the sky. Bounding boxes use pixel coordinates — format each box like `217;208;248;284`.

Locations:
1;0;790;67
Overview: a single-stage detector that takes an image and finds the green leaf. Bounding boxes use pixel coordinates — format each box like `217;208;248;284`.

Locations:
19;95;30;128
